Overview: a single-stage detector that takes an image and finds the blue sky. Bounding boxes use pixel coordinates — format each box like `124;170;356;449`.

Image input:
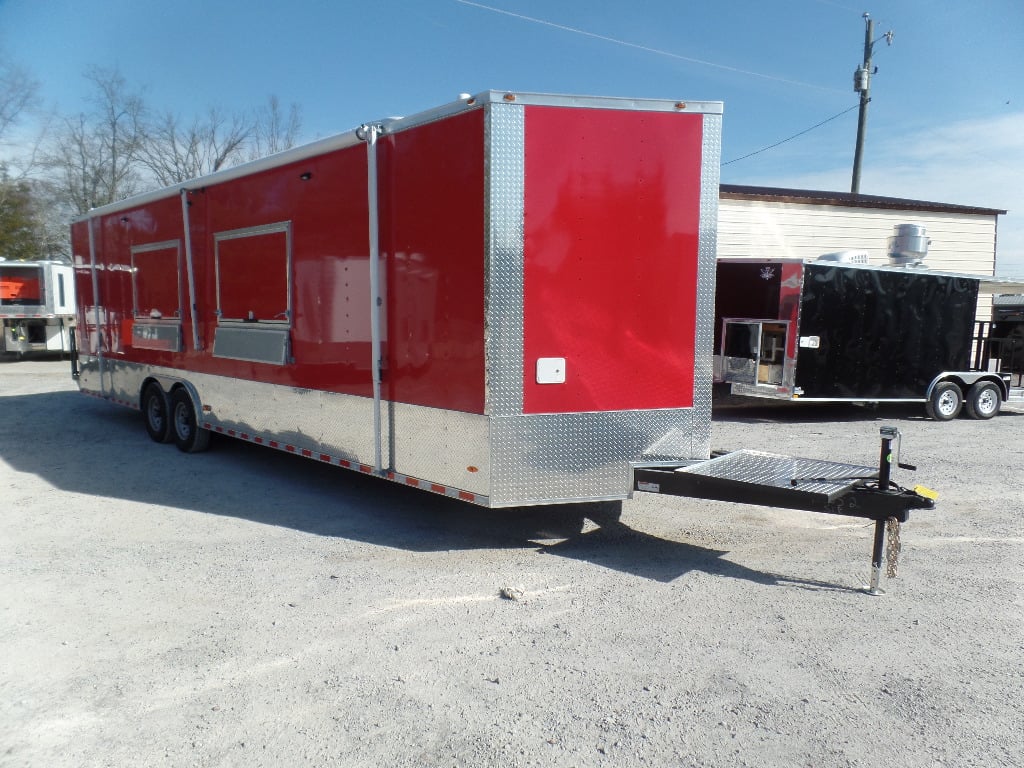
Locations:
2;0;1022;274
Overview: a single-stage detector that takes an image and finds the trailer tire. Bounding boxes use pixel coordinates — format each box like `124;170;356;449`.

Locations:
925;381;963;421
965;381;1001;420
142;383;173;443
170;388;211;453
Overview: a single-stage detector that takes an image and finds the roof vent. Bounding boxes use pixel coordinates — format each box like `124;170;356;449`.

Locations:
817;250;869;265
888;223;930;267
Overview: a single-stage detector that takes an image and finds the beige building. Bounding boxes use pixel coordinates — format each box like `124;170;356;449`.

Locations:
718;185;1004;273
717;184;1006;321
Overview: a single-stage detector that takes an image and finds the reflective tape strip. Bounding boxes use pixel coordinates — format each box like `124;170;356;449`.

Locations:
195;417;486;504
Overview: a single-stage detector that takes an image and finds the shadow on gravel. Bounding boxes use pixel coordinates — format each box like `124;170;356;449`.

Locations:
536;525;861;592
3;390;855;590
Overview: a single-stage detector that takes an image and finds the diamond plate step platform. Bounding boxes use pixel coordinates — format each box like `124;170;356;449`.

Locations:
634;449;877;513
633;431;937;594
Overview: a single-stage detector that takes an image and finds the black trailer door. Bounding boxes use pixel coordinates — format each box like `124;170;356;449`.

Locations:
795;264;979;398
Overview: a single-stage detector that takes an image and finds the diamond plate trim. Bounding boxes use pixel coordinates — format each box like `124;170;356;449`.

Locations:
79;359;491;496
484;102;525;418
692;113;723;459
679;449;875;499
489;408;697;506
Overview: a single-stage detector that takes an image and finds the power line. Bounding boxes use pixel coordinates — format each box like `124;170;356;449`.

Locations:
454;0;845;94
802;0;863;12
722;103;862;166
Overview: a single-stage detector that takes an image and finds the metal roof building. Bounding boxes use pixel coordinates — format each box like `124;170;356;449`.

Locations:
719;184;1005;274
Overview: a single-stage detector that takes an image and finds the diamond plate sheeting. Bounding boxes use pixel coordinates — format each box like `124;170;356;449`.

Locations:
680;449;875;500
484;102;525;418
104;358;144;404
84;360;494;496
390;403;491;495
76;356;102;394
692;112;723;459
489;408;698;506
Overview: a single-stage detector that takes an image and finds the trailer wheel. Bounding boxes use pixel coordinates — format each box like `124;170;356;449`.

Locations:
142;383;173;443
965;381;1001;420
170;388;211;453
925;381;963;421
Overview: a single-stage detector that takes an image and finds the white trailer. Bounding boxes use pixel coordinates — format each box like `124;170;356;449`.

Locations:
0;260;76;356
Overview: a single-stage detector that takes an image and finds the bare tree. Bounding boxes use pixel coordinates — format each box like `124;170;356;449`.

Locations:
84;66;145;202
47;113;105;214
138;107;251;186
0;52;39;143
27;178;72;260
43;68;302;214
0;51;42;211
249;95;302;160
0;53;61;259
45;67;145;214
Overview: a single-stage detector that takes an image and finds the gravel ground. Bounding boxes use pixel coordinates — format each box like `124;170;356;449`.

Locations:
2;359;1022;768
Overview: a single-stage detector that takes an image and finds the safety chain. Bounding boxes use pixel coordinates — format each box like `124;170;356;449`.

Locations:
885;517;902;578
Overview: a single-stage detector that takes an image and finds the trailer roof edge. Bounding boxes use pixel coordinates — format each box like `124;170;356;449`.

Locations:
72;127;369;222
720;184;1006;216
74;91;723;222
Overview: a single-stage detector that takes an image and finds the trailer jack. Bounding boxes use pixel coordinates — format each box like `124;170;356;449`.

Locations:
633;426;936;594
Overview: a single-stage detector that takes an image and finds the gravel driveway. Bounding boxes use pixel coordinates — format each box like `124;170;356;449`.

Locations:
2;360;1022;767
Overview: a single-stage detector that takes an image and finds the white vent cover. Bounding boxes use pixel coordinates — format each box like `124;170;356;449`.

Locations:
817;250;869;265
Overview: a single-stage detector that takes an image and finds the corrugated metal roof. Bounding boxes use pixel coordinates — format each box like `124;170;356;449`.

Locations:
720;184;1007;216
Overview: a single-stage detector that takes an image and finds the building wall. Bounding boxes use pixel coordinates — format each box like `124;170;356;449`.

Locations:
718;198;999;323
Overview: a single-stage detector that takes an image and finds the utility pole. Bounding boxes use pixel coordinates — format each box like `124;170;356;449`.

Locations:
851;12;893;194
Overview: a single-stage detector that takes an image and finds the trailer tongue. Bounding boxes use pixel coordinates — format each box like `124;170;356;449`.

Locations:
634;426;936;594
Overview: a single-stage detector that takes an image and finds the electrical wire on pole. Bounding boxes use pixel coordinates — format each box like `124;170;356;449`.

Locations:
851;12;894;194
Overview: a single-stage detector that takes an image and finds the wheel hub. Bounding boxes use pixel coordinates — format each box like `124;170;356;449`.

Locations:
175;404;191;439
937;391;958;415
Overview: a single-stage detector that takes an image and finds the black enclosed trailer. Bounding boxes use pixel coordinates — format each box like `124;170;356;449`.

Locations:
714;258;1024;420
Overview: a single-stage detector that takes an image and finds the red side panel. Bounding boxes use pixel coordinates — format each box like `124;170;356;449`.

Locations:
73;111;488;413
203;144;373;394
99;196;185;361
379;108;487;414
522;106;704;414
99;213;134;354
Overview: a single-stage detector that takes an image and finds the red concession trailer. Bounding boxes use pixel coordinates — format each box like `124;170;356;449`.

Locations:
72;91;941;591
70;92;724;508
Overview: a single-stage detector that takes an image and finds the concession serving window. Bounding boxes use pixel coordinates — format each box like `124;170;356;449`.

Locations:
131;240;183;352
213;221;293;365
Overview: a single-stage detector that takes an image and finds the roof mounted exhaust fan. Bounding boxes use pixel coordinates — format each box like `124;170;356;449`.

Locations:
888;223;930;267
